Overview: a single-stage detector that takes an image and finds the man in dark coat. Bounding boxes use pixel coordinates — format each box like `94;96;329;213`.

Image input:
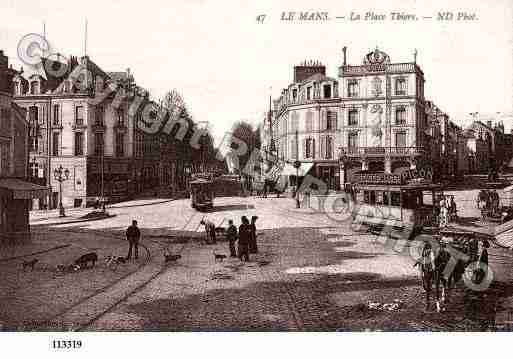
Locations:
226;219;238;257
126;220;141;260
249;215;259;254
238;216;250;262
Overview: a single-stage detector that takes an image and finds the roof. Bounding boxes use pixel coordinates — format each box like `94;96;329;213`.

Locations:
0;178;50;199
108;71;128;82
301;73;337;84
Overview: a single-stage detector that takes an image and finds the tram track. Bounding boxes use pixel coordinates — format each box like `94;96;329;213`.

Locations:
37;228;155;331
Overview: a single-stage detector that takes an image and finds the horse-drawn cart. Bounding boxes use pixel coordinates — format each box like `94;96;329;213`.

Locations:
415;228;491;312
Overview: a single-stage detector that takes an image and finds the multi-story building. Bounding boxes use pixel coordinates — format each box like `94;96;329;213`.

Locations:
0;50;48;237
268;47;430;190
13;55;160;209
464;119;513;174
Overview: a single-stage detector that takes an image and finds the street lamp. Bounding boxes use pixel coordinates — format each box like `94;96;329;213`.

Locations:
53;165;70;217
293;129;300;208
339;149;348;191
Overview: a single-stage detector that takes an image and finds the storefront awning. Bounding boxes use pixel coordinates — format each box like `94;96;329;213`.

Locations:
0;178;50;200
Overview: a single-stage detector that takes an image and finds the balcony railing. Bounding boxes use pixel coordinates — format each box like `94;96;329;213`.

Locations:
339;146;425;157
339;63;421;77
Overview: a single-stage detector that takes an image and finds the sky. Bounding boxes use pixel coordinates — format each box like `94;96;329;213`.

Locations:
1;0;512;144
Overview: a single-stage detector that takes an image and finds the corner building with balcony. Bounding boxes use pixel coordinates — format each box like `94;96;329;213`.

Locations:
270;47;429;190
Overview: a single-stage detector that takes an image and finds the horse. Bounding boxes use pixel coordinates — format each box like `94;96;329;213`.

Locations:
477;190;489;210
416;241;467;312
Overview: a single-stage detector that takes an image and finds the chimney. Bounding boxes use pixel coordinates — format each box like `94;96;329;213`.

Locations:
342;46;347;66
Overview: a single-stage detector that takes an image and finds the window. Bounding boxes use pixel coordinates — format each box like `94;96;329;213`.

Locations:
290;138;298;159
323;84;331;98
29;107;39;152
348;81;358;97
74;132;84;155
53;104;60;126
29;162;38;178
95;106;104;126
327;111;337;130
395;78;406;95
306;87;312;101
321;136;333;159
305;111;313;132
326;136;333;159
348;109;358;126
13;82;20;96
305;138;315;158
0;141;9;175
292;89;298;103
290;112;298;132
348;133;358;149
396;107;406;125
117;109;124;126
30;81;39;95
94;132;104;156
52;132;59;156
116;132;124;157
390;192;401;206
75;106;84;126
395;131;407;148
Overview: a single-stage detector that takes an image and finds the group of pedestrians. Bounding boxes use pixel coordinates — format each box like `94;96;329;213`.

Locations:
436;195;457;227
226;215;258;262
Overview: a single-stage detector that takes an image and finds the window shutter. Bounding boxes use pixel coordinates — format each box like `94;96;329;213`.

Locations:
320;137;326;159
302;139;306;159
312;139;316;158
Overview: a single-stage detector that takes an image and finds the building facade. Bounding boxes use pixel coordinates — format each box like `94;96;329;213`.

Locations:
268;48;430;190
0;50;47;237
13;55;161;209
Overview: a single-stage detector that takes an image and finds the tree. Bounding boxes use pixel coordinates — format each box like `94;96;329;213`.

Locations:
229;121;261;172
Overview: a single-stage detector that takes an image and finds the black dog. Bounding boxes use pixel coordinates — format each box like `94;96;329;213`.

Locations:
74;252;98;269
22;258;38;271
164;253;182;263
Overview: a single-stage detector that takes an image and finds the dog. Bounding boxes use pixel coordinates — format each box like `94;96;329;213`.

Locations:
164;252;182;263
105;255;126;270
213;250;227;262
22;258;38;271
56;264;80;273
74;252;98;269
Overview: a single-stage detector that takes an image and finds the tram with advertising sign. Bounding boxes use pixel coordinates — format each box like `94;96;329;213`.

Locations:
350;171;443;233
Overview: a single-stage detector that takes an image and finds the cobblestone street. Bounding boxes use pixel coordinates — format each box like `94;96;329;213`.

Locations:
1;195;511;331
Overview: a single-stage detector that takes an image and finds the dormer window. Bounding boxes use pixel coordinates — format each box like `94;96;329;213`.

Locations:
323;84;331;98
292;89;298;103
30;80;39;95
13;82;20;96
64;80;71;93
306;87;312;101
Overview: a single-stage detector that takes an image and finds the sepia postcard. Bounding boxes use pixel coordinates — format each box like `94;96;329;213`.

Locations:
1;0;512;357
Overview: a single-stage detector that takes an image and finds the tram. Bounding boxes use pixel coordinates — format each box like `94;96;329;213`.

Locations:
350;171;443;233
189;178;214;211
